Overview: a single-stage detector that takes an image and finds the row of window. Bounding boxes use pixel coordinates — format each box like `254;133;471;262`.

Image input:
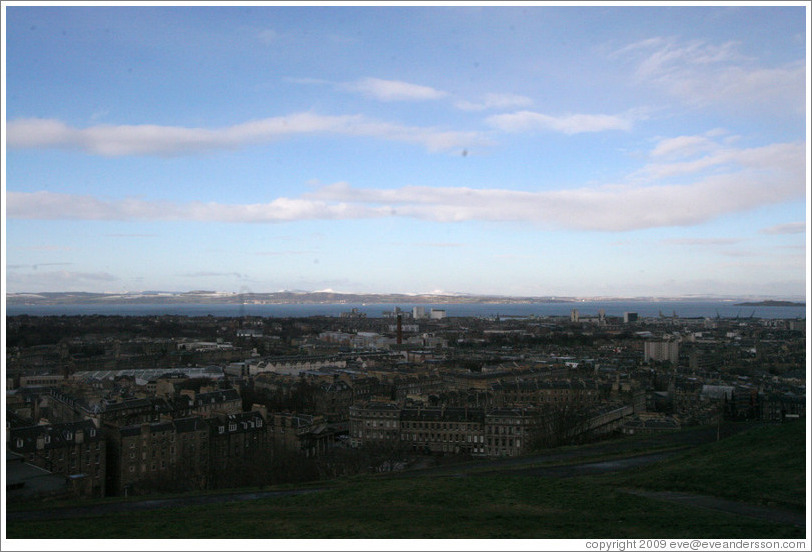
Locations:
16;428;98;446
216;419;263;434
28;452;101;465
20;441;102;453
401;421;478;430
401;433;486;444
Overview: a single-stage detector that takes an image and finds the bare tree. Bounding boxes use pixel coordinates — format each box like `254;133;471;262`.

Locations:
528;397;593;450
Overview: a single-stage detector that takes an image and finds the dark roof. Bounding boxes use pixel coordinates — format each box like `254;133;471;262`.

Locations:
6;452;69;501
487;408;538;418
192;388;241;406
400;407;485;423
207;411;266;434
6;409;34;429
321;380;351;393
118;421;175;438
9;420;102;453
353;402;400;412
103;398;152;412
173;416;208;433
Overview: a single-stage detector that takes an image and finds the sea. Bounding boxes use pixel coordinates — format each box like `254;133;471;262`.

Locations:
4;300;807;320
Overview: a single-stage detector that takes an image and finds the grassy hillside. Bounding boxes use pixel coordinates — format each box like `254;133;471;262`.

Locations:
607;420;806;511
6;421;806;539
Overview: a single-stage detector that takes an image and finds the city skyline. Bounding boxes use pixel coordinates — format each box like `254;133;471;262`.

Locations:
3;3;809;299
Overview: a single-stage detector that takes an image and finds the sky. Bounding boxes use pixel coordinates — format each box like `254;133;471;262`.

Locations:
2;2;809;299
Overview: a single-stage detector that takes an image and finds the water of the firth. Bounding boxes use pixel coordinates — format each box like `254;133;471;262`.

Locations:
5;300;806;319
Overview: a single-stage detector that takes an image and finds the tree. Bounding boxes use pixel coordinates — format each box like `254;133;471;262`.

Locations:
527;397;593;450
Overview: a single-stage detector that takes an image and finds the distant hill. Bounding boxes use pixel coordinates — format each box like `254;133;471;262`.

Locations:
6;290;575;306
734;300;805;307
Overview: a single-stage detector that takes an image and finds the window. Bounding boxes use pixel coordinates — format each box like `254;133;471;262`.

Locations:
16;438;23;448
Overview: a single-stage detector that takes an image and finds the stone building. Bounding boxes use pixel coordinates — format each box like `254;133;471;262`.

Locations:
349;402;539;458
483;408;537;457
9;419;106;497
105;420;178;496
399;406;486;455
207;410;269;472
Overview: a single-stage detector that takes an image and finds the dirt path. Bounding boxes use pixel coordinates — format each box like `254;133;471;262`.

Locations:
469;450;685;478
621;489;806;528
393;422;755;479
5;488;323;522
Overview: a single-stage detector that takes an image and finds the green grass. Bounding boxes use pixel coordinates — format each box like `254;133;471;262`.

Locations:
6;421;806;539
5;475;804;539
606;420;806;511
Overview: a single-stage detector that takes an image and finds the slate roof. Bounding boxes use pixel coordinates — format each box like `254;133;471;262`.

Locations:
9;420;102;453
191;388;241;406
6;451;69;501
207;411;266;434
401;407;485;423
118;421;175;438
173;416;208;433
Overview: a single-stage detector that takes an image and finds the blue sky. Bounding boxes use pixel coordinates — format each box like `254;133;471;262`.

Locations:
3;3;809;298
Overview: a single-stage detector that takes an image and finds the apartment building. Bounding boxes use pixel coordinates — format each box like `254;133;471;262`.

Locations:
105;420;178;496
9;419;106;497
349;402;539;457
399;406;486;455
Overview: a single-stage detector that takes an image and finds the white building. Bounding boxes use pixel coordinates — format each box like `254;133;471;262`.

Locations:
644;340;679;364
430;309;446;320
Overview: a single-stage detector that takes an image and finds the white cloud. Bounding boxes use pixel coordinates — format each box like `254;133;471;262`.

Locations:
761;222;806;235
455;93;534;111
7;262;74;270
341;77;448;102
486;110;633;134
650;135;719;158
6;113;489;156
6;270;120;290
616;37;806;113
636;140;805;181
661;238;743;246
6;191;391;223
9;136;802;232
306;166;802;230
257;29;278;44
181;271;248;279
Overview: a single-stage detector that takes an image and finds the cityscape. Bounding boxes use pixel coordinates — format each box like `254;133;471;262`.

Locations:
2;2;809;550
5;301;808;541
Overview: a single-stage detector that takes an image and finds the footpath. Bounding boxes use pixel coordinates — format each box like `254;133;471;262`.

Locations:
6;488;323;522
621;489;806;528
